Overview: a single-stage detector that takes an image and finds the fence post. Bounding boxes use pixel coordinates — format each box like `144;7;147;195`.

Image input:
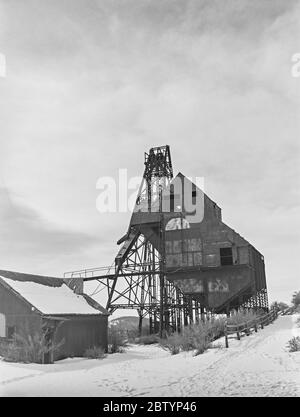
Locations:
246;321;250;336
237;326;240;340
254;320;258;333
225;326;229;348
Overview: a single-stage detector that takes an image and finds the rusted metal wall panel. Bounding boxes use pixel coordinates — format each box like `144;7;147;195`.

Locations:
168;265;252;310
250;246;266;292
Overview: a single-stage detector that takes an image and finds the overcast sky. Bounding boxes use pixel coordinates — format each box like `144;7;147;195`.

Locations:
0;0;299;305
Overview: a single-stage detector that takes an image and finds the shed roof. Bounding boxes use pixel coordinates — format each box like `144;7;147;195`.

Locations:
0;270;108;316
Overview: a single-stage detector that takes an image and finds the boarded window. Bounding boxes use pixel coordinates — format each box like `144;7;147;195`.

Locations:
238;246;248;264
165;238;202;268
220;247;233;266
7;326;16;339
192;190;197;205
170;193;175;212
205;254;218;267
0;313;5;337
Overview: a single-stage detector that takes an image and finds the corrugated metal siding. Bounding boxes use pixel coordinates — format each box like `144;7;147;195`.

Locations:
250;246;267;292
53;315;108;360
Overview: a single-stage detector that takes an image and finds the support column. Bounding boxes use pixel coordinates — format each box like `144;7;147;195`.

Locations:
138;311;143;336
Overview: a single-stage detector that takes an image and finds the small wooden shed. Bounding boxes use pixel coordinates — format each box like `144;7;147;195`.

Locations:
0;270;109;363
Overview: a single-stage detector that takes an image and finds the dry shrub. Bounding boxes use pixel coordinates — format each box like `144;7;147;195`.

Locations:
108;326;128;353
136;334;160;345
160;318;226;356
0;332;64;364
204;318;226;341
84;346;106;359
227;310;260;326
287;336;300;352
161;333;182;355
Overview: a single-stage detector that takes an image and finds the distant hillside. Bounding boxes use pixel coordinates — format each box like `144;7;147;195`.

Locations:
109;316;150;331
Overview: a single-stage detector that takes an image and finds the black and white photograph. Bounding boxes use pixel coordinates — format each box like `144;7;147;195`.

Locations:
0;0;299;400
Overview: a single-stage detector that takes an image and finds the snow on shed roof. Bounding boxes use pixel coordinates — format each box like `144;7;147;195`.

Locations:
0;270;108;316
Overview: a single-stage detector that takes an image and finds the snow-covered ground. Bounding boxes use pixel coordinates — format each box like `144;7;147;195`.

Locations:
0;315;299;397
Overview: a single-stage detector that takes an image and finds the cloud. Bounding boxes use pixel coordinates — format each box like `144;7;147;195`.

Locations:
0;187;99;274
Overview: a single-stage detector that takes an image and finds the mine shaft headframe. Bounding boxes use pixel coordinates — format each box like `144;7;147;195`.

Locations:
141;145;173;337
143;145;173;181
139;145;173;213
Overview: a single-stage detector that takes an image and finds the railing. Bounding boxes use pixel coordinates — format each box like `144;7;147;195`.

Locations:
224;309;278;348
64;264;116;279
281;307;294;316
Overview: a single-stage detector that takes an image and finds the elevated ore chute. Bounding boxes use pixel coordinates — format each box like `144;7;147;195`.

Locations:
65;145;268;336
